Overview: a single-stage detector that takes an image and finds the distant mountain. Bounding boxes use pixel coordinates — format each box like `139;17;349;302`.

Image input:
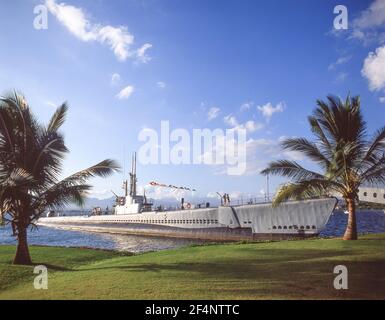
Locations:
66;197;116;210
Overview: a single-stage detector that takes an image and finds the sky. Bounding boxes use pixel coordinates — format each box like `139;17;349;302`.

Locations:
0;0;385;203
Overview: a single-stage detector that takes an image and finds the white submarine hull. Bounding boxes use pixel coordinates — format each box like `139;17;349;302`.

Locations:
38;198;337;241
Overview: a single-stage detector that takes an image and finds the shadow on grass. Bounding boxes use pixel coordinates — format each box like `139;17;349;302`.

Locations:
79;248;350;273
75;258;385;299
76;248;385;297
2;246;385;299
31;263;72;271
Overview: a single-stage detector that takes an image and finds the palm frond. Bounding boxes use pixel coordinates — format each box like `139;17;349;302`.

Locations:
261;160;323;181
34;184;92;211
47;103;68;132
360;155;385;186
314;95;366;147
281;138;331;167
361;126;385;167
31;129;68;184
261;94;373;208
0;108;17;161
308;116;332;153
0;91;120;224
4;167;34;187
272;179;335;207
60;159;121;185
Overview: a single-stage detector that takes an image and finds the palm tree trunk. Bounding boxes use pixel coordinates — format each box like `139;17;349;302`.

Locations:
13;224;32;265
343;198;358;240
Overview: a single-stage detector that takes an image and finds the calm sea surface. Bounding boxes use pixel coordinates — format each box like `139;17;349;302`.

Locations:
1;210;384;253
320;210;385;237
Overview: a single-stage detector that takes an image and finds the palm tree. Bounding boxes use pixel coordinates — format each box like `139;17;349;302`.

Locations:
0;91;120;265
261;95;385;240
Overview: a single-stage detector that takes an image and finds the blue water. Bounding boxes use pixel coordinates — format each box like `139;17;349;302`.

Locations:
0;225;203;253
320;210;385;237
1;210;384;252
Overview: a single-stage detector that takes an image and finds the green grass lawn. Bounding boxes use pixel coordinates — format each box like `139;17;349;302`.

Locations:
1;234;385;299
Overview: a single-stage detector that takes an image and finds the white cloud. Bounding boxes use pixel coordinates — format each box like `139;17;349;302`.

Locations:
46;0;151;62
240;101;254;111
348;0;385;44
328;2;385;100
211;137;304;176
45;0;97;41
349;29;365;41
141;185;190;201
116;85;134;99
136;43;152;63
362;45;385;91
157;81;166;88
223;115;239;127
380;96;385;103
45;101;57;108
111;73;121;86
328;55;351;70
353;0;385;30
244;120;264;132
223;115;263;133
256;102;285;120
244;138;305;174
88;189;111;200
335;72;348;83
98;25;134;61
207;107;220;121
282;149;305;161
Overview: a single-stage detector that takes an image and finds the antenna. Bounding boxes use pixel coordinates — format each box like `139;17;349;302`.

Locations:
216;192;223;206
111;190;119;199
133;152;137;196
131;153;134;176
129;152;138;197
123;180;128;197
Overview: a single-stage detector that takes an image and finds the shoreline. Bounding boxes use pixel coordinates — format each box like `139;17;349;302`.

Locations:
0;231;379;254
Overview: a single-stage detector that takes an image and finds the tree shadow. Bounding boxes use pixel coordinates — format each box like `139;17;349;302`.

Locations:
77;248;351;276
31;263;72;271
